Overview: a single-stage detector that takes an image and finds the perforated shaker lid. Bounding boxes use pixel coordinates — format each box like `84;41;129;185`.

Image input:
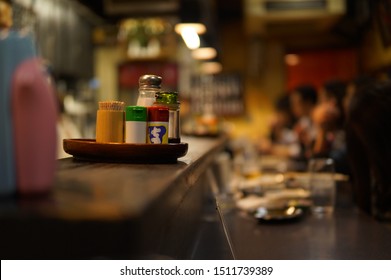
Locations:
139;75;162;89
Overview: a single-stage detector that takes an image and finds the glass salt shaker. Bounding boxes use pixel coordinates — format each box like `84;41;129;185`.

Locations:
136;74;162;107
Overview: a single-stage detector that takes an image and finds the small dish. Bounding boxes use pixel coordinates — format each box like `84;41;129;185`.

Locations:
254;206;304;222
239;173;286;196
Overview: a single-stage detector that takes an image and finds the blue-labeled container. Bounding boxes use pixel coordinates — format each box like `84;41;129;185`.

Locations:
147;106;169;144
0;31;37;196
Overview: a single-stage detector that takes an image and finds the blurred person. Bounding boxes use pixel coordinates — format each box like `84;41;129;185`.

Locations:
346;81;391;220
312;79;348;173
259;94;300;157
289;84;318;160
269;94;296;143
343;76;374;114
317;79;347;125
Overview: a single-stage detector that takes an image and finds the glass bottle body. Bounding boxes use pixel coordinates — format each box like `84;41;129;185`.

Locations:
137;88;159;106
154;91;181;143
136;75;162;107
167;103;180;143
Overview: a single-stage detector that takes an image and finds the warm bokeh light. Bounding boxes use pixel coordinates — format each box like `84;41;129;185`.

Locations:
192;47;217;60
174;22;206;35
200;61;222;74
179;26;201;49
285;54;300;66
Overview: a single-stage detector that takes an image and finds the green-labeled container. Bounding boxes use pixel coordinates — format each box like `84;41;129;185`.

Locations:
125;106;147;143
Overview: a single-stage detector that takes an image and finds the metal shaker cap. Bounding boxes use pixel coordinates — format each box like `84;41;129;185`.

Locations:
126;106;147;122
156;91;178;104
139;75;162;89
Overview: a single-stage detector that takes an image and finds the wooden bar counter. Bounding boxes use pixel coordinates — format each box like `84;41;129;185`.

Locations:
218;178;391;260
0;136;228;259
2;135;391;260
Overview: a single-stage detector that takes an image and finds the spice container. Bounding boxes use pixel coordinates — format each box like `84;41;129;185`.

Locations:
125;106;147;143
96;101;125;143
136;74;162;107
147;106;169;144
155;91;181;143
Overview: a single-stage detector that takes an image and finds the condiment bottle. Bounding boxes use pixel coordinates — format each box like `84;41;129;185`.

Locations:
147;106;169;144
136;74;162;107
12;58;58;195
0;30;38;196
155;91;181;143
125;106;147;143
96;101;125;143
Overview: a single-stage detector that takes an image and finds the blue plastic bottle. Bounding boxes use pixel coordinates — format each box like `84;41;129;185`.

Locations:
0;31;36;196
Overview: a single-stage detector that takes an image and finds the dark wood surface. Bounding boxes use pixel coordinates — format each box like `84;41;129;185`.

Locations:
63;139;189;163
0;136;228;259
219;184;391;260
3;134;391;260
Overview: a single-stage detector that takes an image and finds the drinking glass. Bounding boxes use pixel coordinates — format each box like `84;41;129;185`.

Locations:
308;158;336;215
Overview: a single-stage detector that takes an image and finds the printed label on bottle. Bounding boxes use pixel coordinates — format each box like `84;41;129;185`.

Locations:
147;122;168;144
125;121;147;143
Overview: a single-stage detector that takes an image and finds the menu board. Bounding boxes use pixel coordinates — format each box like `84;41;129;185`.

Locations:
189;73;244;116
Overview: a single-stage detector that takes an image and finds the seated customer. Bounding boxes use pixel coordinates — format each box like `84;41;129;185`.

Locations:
269;94;296;144
343;76;374;115
258;94;299;157
312;79;348;174
346;81;391;220
289;84;318;160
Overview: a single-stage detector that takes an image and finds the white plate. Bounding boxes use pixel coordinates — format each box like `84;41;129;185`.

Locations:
236;188;310;212
239;173;285;191
254;206;304;221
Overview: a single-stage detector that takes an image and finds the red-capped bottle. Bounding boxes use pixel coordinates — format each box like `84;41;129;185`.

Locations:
147;106;169;144
154;91;181;143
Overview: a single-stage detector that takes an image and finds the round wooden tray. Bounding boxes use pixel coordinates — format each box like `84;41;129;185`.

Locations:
63;139;188;163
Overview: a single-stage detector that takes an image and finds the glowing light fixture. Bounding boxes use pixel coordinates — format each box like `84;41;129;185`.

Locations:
174;22;206;35
180;26;201;49
175;0;208;49
200;61;222;74
192;47;217;60
192;33;217;59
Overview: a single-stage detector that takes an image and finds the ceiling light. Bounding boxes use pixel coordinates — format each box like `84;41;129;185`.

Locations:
200;61;222;74
174;0;207;36
180;26;201;49
192;47;217;60
174;22;206;35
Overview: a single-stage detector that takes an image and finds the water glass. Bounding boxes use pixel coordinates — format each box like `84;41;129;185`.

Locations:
308;158;336;215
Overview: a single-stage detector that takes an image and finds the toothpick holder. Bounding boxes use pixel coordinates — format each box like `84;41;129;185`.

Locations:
96;101;125;143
